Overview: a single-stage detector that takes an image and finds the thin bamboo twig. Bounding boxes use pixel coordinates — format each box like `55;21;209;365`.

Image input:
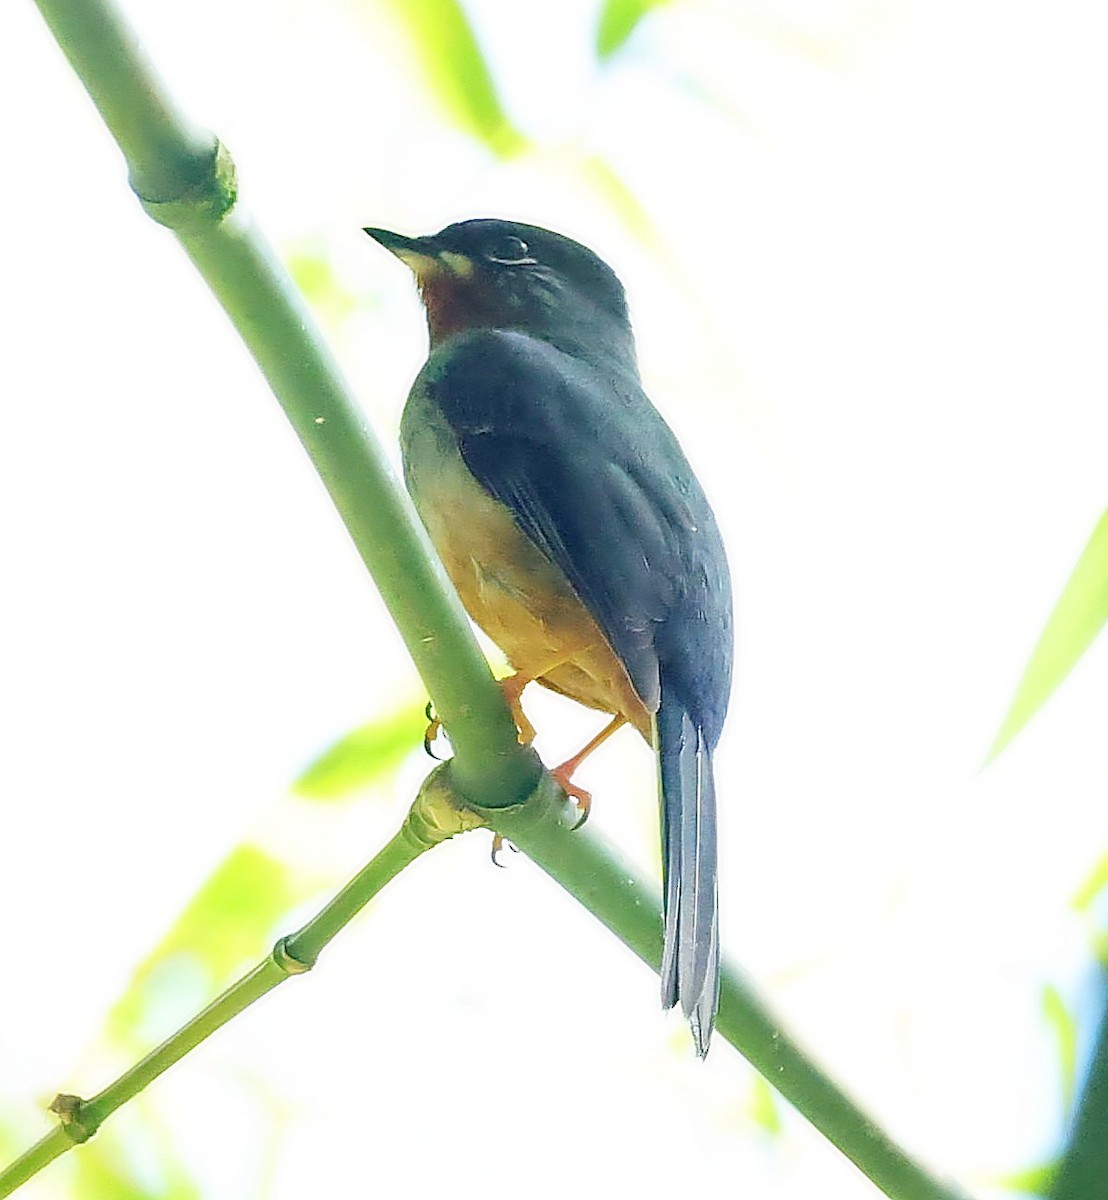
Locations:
0;787;473;1199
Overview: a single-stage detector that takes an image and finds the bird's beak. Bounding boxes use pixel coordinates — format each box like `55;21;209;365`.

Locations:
362;227;474;280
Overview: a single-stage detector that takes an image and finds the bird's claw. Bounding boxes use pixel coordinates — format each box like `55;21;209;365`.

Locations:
490;833;519;867
426;681;534;759
423;700;447;759
552;768;593;830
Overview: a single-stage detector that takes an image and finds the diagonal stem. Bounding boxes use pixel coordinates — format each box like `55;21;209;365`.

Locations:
0;788;473;1199
29;0;540;812
475;770;970;1200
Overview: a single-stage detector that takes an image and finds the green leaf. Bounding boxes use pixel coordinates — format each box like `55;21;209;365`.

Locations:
107;846;297;1041
596;0;671;60
578;155;661;248
987;507;1108;761
380;0;526;156
747;1073;783;1135
1093;929;1108;967
1072;853;1108;913
1051;1005;1108;1200
287;242;362;325
1043;984;1078;1117
74;1138;203;1200
293;701;425;799
995;1161;1057;1193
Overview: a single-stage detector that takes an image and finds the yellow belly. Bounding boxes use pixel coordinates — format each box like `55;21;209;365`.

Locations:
402;400;649;737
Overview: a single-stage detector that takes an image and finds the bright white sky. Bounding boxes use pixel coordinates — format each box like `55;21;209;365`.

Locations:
1;1;1106;1197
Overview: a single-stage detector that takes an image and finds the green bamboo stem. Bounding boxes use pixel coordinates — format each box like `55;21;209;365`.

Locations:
0;794;467;1199
30;0;539;811
473;768;971;1200
1051;977;1108;1200
170;211;540;812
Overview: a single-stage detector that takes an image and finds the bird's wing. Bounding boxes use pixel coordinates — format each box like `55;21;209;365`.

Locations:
422;329;728;724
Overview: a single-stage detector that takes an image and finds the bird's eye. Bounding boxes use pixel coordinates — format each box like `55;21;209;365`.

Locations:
484;235;535;265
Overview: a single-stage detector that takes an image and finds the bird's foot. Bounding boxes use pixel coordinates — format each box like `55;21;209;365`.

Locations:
547;713;626;829
551;765;593;830
490;833;519;867
423;701;448;759
428;679;535;755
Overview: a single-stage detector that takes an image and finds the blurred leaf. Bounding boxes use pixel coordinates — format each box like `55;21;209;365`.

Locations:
987;507;1108;762
578;155;661;248
1073;852;1108;961
108;846;297;1040
0;1129;15;1172
1043;983;1078;1117
596;0;671;60
747;1073;782;1135
996;1161;1057;1193
287;242;362;325
1093;930;1108;967
74;1135;202;1200
1072;852;1108;913
379;0;526;156
1051;998;1108;1200
293;701;425;799
105;705;424;1043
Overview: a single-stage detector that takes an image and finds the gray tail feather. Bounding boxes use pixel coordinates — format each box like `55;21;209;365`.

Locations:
656;695;720;1057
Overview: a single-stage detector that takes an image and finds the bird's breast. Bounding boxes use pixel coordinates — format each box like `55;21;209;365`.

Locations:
400;383;649;734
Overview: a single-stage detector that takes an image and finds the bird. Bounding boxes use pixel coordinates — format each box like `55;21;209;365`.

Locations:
364;218;733;1055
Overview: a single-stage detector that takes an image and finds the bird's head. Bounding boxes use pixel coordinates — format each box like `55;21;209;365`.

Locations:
364;219;637;369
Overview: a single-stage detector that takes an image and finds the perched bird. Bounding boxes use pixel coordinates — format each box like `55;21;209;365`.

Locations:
365;219;733;1054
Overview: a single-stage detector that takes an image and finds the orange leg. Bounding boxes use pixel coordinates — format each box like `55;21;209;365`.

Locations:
492;712;625;861
425;660;617;860
487;674;538;863
551;714;627;829
497;671;537;745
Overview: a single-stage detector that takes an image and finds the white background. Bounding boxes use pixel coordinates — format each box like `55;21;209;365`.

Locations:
1;1;1106;1196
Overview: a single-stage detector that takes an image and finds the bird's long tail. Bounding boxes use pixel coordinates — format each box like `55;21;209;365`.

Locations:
656;692;720;1057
